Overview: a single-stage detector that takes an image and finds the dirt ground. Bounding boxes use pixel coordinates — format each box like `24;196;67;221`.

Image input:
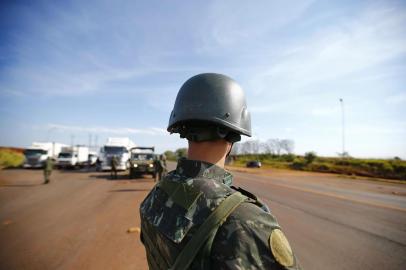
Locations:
0;164;405;270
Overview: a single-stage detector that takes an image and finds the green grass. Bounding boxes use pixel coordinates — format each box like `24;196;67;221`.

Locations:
230;154;406;180
0;149;25;169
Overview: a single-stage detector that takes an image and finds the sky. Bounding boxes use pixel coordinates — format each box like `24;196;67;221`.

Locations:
0;0;405;158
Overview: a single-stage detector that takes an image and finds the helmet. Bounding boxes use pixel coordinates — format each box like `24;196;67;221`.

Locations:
167;73;251;142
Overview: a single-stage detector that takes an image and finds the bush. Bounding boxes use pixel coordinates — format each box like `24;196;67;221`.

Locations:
164;150;177;161
0;149;24;169
176;148;188;159
310;163;331;172
280;154;296;162
291;159;305;170
304;152;317;164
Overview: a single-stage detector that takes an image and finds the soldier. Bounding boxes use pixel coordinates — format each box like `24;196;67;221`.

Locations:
140;73;302;269
128;158;135;179
154;155;162;182
111;155;118;179
43;157;53;184
95;157;101;171
160;154;167;177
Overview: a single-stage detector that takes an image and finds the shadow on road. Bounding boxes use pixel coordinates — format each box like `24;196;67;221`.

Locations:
58;168;97;174
110;188;151;192
1;184;43;187
89;173;156;182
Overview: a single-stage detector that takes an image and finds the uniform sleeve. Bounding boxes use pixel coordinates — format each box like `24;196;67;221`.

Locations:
210;202;302;270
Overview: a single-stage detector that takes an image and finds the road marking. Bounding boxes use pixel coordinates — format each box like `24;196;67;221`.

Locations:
3;220;13;226
127;227;141;233
271;181;406;212
235;173;406;212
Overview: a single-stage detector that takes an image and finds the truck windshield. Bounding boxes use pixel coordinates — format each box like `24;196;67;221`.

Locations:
132;154;154;160
24;149;47;156
104;146;127;155
58;153;72;158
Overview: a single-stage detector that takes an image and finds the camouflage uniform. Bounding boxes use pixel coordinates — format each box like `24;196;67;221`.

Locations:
154;156;167;182
111;156;118;179
43;157;53;184
140;159;301;269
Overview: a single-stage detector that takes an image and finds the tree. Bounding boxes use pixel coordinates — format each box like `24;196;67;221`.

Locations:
304;151;317;164
175;148;188;159
230;143;242;155
280;139;294;154
265;139;282;155
163;150;177;161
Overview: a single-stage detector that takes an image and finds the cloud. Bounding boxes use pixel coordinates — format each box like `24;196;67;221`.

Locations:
201;0;315;50
248;6;406;95
46;123;167;136
385;93;406;105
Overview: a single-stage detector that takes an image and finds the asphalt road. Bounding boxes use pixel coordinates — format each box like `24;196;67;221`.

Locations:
0;163;405;270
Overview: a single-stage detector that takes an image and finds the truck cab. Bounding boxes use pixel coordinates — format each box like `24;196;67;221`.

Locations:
101;146;130;171
129;147;156;178
23;142;67;168
57;146;90;169
23;148;48;168
100;137;135;171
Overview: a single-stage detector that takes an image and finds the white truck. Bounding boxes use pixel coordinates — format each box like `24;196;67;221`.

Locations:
57;146;90;169
100;137;136;171
23;142;67;168
88;151;98;166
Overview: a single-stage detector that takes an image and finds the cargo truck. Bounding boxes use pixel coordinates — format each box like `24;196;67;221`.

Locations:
57;146;90;169
100;137;135;171
23;142;67;168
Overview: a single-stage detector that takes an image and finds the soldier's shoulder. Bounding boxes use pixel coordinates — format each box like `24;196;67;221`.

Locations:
226;199;279;231
211;198;302;269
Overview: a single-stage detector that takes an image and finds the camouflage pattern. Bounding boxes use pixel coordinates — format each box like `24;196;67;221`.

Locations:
111;155;118;179
140;159;302;269
43;157;53;184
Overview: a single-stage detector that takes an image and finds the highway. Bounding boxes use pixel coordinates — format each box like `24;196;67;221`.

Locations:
0;163;405;269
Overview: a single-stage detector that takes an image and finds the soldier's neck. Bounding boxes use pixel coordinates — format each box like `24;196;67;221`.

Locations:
187;140;230;168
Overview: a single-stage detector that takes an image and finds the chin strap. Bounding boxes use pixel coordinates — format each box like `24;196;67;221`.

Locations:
226;143;234;157
179;125;241;143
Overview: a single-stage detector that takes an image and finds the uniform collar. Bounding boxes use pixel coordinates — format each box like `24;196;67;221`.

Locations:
175;158;233;186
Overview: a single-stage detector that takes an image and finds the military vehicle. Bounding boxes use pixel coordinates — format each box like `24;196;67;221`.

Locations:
129;147;156;178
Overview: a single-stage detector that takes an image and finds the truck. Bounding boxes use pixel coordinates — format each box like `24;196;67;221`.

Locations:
87;151;98;166
129;147;156;178
100;137;136;171
57;146;90;169
23;142;67;168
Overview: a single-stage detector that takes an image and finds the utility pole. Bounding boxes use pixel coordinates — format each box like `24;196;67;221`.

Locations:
339;98;346;156
95;135;98;151
70;134;75;147
88;134;92;149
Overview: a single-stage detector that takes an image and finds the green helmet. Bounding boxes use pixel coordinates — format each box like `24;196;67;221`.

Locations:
167;73;251;142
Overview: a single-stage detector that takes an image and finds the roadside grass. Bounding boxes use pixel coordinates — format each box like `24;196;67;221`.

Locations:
0;149;25;169
230;154;406;181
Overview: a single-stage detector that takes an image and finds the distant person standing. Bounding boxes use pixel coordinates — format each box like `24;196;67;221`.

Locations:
128;158;135;179
160;154;167;177
43;157;53;184
154;155;165;182
96;157;101;171
87;154;92;171
111;155;118;179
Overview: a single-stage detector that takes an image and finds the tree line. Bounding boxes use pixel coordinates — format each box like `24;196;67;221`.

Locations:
231;139;294;155
164;138;295;160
